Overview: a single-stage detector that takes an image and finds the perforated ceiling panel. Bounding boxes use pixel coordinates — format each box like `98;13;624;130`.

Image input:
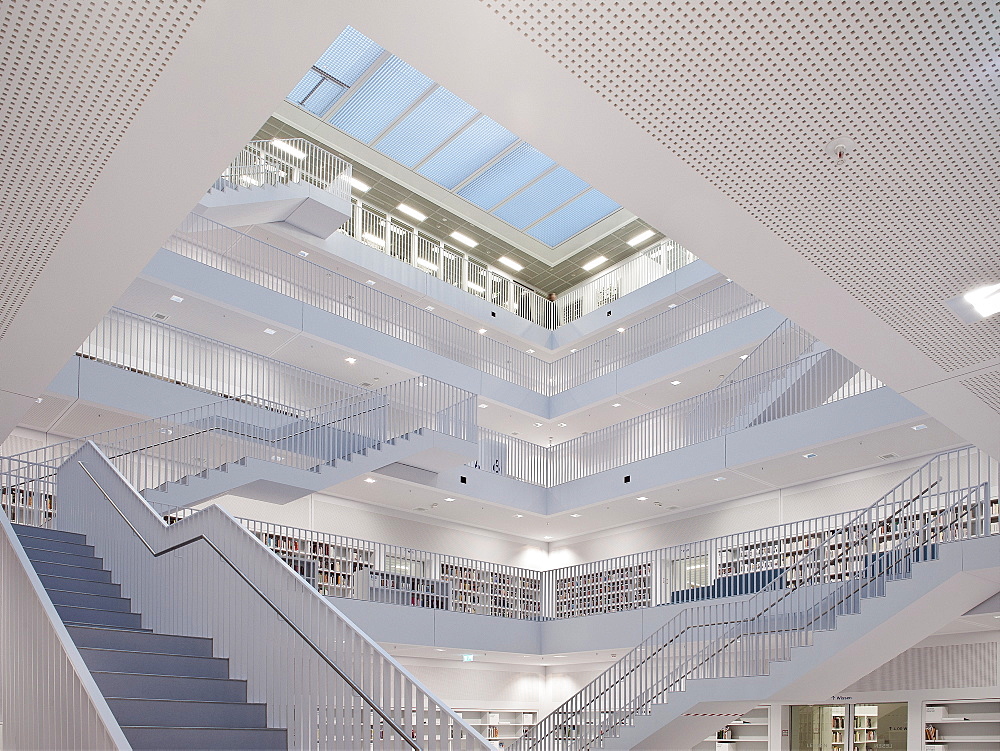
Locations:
480;0;1000;370
0;0;202;340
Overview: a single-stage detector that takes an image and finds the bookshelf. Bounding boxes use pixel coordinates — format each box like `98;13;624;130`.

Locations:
441;564;542;619
693;706;769;750
248;529;375;597
850;704;878;750
354;568;451;609
554;563;653;618
456;709;536;748
924;699;1000;751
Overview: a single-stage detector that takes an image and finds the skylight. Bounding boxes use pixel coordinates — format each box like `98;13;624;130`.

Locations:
288;26;623;248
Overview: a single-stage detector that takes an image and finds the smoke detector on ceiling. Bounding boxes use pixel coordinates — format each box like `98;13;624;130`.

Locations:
825;137;857;161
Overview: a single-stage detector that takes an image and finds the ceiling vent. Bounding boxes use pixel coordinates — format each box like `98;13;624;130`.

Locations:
151;312;170;321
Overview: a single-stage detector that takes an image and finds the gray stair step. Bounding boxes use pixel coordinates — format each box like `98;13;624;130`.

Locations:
13;532;95;557
11;523;87;545
107;698;267;728
55;604;142;629
79;647;230;678
67;624;213;657
93;671;247;702
122;725;287;750
47;588;132;613
38;573;121;598
30;559;112;582
24;546;105;569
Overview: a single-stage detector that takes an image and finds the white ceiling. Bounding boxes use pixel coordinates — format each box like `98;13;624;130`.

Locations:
337;1;1000;460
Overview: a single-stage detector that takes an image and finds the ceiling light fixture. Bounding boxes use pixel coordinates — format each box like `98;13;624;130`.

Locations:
425;305;435;311
478;403;488;409
802;452;818;459
636;496;648;501
451;231;478;248
964;283;1000;319
345;357;357;364
498;256;524;272
478;328;487;334
526;349;535;354
169;295;184;303
444;498;455;502
740;354;749;360
617;327;626;333
263;328;276;335
543;535;553;540
514;513;524;518
365;279;376;285
912;424;928;431
397;203;427;222
533;422;543;428
670;380;682;386
557;423;567;427
350;177;371;192
582;255;608;272
612;403;622;408
466;282;486;293
364;477;376;484
361;233;385;247
570;348;578;353
626;229;655;247
570;513;581;518
270;139;306;160
415;257;439;271
714;477;726;482
667;303;677;309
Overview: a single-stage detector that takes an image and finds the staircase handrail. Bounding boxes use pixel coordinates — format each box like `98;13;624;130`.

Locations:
220;138;352;202
513;447;992;749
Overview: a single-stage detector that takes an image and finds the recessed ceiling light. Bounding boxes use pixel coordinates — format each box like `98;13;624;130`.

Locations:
444;498;455;502
364;477;376;483
365;279;376;285
912;424;928;430
612;403;622;408
626;229;655;247
802;452;818;459
570;348;578;353
466;282;485;293
425;305;435;311
557;423;567;427
570;513;581;518
451;231;478;248
714;477;726;482
616;327;626;333
362;231;385;247
670;380;682;386
498;256;524;272
478;328;487;334
263;328;276;335
169;295;184;303
415;257;439;272
964;283;1000;319
533;422;543;427
345;357;357;364
396;203;427;222
543;535;553;540
526;349;535;353
297;250;309;258
636;496;648;501
552;655;565;658
582;255;608;272
270;139;307;160
514;513;524;518
436;648;446;652
478;403;488;409
740;354;749;360
350;177;371;192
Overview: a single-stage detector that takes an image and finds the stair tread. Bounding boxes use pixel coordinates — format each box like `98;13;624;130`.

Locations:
108;697;265;707
66;623;152;633
79;646;226;659
93;670;241;682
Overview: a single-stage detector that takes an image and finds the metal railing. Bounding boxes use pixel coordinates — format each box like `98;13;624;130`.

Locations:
216;138;352;203
0;378;475;526
62;444;488;749
343;198;697;329
512;447;996;749
164;213;760;395
477;349;882;486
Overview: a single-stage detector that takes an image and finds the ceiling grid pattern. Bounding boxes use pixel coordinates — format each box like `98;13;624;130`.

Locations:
0;0;202;340
478;0;1000;371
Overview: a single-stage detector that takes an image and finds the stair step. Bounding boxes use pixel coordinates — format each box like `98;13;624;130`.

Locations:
24;546;105;569
38;573;121;598
122;725;287;750
31;560;113;582
47;588;132;612
107;698;267;729
10;523;87;545
93;671;247;702
55;604;142;629
79;647;230;679
12;533;95;557
67;625;214;657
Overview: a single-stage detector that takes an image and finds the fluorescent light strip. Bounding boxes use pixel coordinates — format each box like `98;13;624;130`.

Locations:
270;139;306;160
450;231;478;248
627;229;655;247
964;282;1000;318
498;256;524;272
415;257;439;271
361;232;385;248
582;255;608;271
397;203;427;222
350;177;371;192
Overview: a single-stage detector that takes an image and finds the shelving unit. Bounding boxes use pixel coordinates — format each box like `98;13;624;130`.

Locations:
354;568;451;609
924;699;1000;751
554;563;653;618
693;706;770;750
851;705;878;750
249;530;374;597
440;564;542;619
456;709;536;748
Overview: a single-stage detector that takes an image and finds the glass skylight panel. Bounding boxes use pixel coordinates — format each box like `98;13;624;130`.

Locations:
329;56;433;144
288;26;383;115
417;116;517;189
526;189;620;246
374;87;477;167
492;167;589;229
457;144;555;209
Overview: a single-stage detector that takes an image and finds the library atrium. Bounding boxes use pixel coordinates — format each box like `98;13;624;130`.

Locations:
1;1;998;749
